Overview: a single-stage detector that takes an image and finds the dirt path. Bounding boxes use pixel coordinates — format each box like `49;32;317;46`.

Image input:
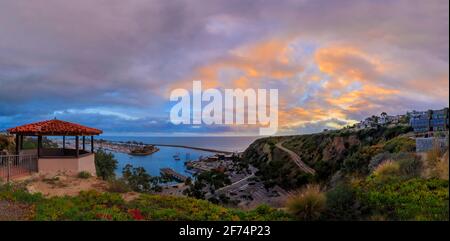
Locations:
275;142;316;175
26;175;109;197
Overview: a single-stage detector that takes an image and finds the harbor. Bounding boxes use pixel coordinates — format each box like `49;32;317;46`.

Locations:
160;168;188;182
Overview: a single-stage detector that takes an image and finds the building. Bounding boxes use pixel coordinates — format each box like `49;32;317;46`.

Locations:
409;110;431;132
356;117;378;129
409;108;449;133
1;119;102;180
431;108;449;131
379;114;404;125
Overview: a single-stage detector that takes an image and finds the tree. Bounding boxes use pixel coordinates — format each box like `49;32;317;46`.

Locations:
184;177;192;186
122;164;160;192
94;149;118;180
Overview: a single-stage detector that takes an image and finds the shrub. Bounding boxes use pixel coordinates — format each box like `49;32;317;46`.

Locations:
383;136;416;153
357;178;449;220
397;156;422;178
369;152;391;171
95;149;118;180
370;152;422;178
0;182;44;204
372;161;400;180
77;171;91;179
34;190;128;221
107;179;131;193
423;143;448;179
286;184;326;220
325;184;361;220
435;151;449;180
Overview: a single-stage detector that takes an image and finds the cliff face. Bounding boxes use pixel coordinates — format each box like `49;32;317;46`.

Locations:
241;125;413;190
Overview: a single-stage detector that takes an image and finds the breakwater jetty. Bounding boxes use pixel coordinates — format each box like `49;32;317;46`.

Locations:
160;168;188;182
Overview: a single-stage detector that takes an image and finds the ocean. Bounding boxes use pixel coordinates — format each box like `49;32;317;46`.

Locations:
101;136;259;152
100;136;259;178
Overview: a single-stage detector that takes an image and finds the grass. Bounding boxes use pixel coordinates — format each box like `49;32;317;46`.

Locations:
0;183;293;221
356;178;449;220
77;171;92;179
372;161;401;180
286;184;326;220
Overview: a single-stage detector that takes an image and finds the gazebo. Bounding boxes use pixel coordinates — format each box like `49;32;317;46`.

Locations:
6;119;102;176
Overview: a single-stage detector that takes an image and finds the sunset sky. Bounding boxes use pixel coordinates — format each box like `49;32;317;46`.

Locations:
0;0;448;136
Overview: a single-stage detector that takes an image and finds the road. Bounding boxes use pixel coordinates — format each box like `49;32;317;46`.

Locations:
215;173;255;193
275;142;316;175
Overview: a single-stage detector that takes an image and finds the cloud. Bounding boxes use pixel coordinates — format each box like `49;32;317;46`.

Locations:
0;0;448;135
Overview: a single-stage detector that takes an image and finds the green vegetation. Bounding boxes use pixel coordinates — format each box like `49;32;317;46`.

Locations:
0;134;57;154
242;126;414;189
2;121;447;221
129;145;158;155
107;179;131;193
122;164;161;192
0;183;292;221
382;136;416;153
77;171;91;179
94;149;118;180
324;183;361;220
240;124;448;221
286;185;326;221
0;134;15;154
356;178;449;220
184;170;231;199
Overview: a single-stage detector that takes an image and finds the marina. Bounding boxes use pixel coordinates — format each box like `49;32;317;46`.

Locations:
160;168;188;182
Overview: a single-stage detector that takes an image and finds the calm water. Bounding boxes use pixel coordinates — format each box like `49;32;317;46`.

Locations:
102;136;259;177
109;147;216;177
101;136;258;152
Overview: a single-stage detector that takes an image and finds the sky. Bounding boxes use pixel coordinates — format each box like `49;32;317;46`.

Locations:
0;0;448;136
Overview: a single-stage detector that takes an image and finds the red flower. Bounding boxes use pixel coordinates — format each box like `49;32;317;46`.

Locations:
128;209;144;220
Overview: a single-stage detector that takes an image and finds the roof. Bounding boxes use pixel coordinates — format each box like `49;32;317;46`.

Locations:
7;119;103;136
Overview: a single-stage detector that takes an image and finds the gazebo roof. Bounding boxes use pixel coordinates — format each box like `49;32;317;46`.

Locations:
7;119;103;136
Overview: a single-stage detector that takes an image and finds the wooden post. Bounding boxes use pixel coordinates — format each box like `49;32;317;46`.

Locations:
91;136;94;153
82;136;86;151
37;135;42;158
20;135;24;150
62;136;66;156
75;136;79;157
15;134;20;155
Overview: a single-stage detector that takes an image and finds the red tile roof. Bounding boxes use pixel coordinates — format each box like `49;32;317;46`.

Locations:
7;119;103;136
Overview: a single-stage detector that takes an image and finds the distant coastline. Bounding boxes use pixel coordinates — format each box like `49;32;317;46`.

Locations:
135;143;233;154
98;136;258;153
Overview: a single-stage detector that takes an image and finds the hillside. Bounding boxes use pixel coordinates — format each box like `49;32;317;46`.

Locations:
242;126;415;189
239;125;449;220
1;126;448;221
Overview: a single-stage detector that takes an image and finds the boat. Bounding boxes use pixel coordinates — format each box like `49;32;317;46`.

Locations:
173;152;181;160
